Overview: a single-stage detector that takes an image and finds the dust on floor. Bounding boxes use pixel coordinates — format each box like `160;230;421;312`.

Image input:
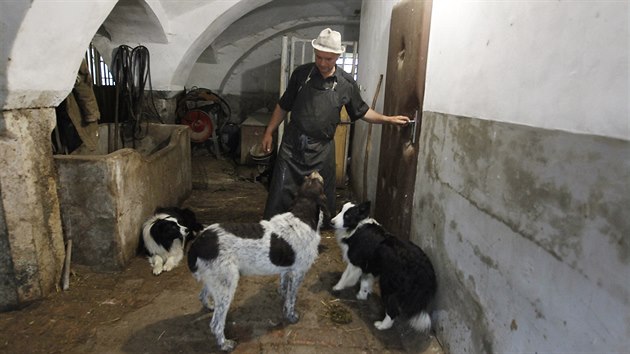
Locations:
0;155;443;354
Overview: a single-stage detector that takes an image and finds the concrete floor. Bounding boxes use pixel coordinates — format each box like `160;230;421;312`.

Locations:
0;153;444;354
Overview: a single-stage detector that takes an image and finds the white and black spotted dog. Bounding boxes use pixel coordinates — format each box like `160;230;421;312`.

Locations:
142;207;203;275
331;201;437;332
187;171;327;352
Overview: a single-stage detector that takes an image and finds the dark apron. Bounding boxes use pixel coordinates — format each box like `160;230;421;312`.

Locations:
264;72;340;220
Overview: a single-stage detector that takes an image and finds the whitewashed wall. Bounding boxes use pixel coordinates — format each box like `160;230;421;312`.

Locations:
414;1;629;353
351;0;399;204
424;1;629;140
353;1;629;353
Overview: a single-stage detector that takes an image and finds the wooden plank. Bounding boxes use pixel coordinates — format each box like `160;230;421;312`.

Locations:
334;107;350;187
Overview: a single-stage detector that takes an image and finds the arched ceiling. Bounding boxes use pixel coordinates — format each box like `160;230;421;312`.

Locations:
1;0;118;110
211;0;361;50
96;0;362;91
1;0;362;109
100;0;169;44
215;19;360;93
208;0;361;92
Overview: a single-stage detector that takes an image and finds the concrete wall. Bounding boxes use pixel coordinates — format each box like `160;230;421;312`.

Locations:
352;0;629;352
0;109;66;311
415;113;629;353
416;1;628;352
54;124;192;271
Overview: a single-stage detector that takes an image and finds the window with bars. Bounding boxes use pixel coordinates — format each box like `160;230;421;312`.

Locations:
337;52;358;80
337;42;358;80
85;43;114;86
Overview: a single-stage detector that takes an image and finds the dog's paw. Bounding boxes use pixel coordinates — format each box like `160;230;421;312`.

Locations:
152;266;163;276
162;263;174;272
220;339;236;352
356;289;370;300
374;320;393;330
285;312;300;324
201;299;214;311
332;282;344;291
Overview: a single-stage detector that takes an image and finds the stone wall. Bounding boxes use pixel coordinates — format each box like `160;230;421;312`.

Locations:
54;124;192;271
0;109;65;310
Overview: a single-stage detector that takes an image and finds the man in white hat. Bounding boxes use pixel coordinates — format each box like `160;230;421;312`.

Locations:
261;28;410;222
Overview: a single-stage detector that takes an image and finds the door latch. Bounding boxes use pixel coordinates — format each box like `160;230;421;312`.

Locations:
409;110;418;145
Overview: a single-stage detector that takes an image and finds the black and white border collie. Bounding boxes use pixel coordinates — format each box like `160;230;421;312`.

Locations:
142;207;203;275
331;201;437;332
187;171;327;352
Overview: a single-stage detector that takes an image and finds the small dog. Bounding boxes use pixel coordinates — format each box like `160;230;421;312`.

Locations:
142;207;203;275
331;201;437;332
187;171;327;351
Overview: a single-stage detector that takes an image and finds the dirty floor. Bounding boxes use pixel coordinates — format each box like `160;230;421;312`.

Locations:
0;154;444;354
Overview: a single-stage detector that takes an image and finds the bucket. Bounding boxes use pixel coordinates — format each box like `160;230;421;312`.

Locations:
249;143;273;165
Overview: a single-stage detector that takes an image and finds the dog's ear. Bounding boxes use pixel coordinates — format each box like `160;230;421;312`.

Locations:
358;201;371;218
180;208;203;232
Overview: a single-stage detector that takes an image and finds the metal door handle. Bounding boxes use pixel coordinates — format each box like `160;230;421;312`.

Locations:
409;110;418;144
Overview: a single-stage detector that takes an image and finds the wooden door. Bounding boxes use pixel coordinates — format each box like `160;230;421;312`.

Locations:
374;0;432;239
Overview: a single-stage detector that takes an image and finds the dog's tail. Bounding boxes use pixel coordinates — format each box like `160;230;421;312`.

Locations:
409;311;432;332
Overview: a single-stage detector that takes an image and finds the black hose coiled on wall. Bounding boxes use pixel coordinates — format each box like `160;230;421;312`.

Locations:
111;45;163;150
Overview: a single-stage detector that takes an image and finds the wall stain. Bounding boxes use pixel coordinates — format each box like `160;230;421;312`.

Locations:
472;245;499;270
451;117;494;168
416;192;494;354
529;298;546;320
510;319;518;331
502;156;585;261
422;113;445;182
588;189;629;264
417;111;630;351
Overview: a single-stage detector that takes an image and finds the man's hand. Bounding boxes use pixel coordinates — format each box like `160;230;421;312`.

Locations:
388;115;411;126
261;132;274;153
362;108;411;126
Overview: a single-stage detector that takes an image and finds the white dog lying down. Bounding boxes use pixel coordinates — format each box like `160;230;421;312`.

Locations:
187;171;327;352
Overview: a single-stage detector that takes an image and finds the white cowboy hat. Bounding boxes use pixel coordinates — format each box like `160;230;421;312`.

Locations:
311;28;345;54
